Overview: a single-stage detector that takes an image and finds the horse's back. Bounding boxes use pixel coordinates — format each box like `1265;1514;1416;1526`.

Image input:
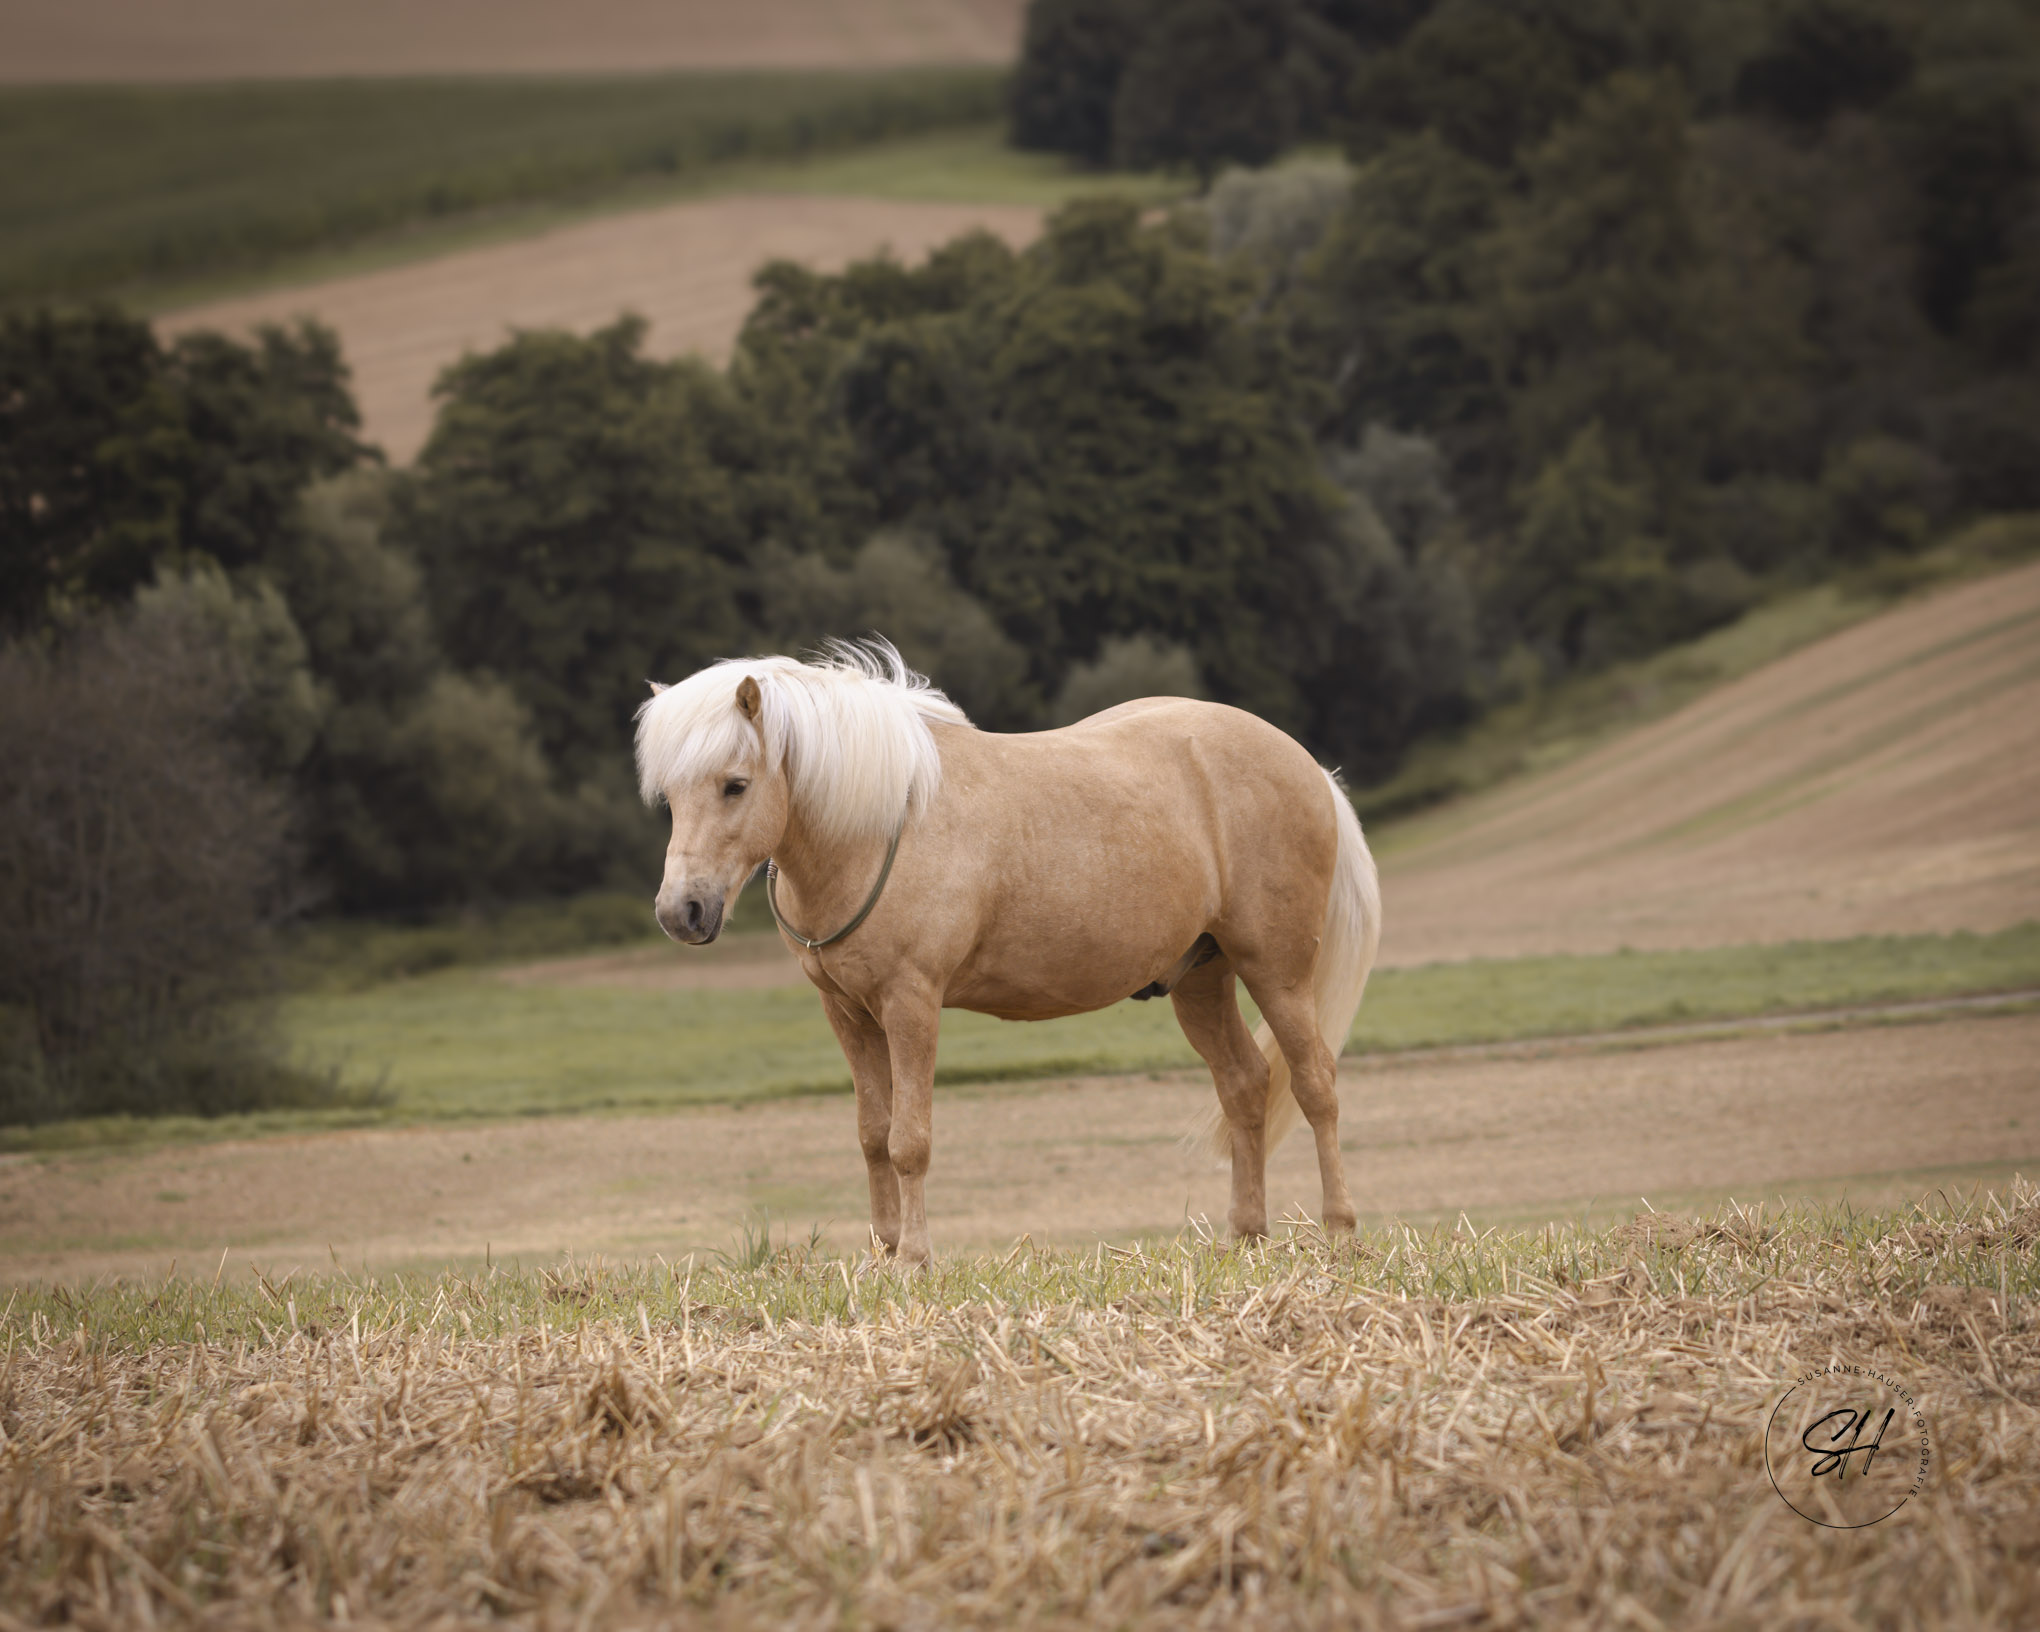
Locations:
936;699;1335;918
1048;697;1331;817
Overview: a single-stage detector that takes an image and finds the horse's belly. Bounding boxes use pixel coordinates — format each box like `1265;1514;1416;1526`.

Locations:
945;977;1124;1023
943;924;1201;1020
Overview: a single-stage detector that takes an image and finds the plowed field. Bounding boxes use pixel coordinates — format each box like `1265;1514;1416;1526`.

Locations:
6;1013;2033;1284
163;194;1043;461
1378;559;2040;963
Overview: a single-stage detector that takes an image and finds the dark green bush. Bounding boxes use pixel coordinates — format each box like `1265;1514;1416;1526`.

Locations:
0;610;337;1124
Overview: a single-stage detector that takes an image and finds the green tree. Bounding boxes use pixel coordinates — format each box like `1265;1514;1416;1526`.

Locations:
1009;0;1377;171
132;563;325;779
1734;0;1914;125
1508;423;1671;665
0;607;304;1121
0;307;370;635
1482;73;1703;478
756;532;1034;727
1821;434;1952;555
1112;0;1320;182
726;199;1467;768
1310;428;1475;774
1894;57;2040;333
1205;157;1356;306
401;317;765;781
0;308;183;632
1349;0;1682;165
164;321;371;571
1291;132;1504;451
1477;71;1815;546
933;201;1340;725
283;473;608;910
1008;0;1154;164
1051;634;1205;724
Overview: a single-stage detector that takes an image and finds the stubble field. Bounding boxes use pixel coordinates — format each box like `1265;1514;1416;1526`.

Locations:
4;1191;2035;1627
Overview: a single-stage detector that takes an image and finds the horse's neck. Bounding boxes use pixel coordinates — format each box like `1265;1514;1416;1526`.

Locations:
770;806;889;924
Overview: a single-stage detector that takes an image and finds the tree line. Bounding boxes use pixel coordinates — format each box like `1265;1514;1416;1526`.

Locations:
3;0;2035;1118
1015;0;2038;662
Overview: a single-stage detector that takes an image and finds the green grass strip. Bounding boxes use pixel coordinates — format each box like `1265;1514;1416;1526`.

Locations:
0;68;1006;304
6;924;2030;1153
1355;925;2040;1053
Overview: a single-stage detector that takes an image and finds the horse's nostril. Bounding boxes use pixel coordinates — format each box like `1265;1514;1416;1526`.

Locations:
684;898;704;931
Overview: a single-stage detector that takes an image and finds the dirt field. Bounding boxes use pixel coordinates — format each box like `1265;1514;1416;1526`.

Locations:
5;1012;2032;1285
163;194;1044;462
4;0;1025;82
1378;559;2040;964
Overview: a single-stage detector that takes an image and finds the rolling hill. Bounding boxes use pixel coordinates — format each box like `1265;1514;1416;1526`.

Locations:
1374;557;2040;965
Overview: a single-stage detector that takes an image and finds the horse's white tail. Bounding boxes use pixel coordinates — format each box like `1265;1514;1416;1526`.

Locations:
1194;768;1381;1162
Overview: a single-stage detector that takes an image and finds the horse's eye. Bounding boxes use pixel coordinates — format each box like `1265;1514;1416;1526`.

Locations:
723;779;748;798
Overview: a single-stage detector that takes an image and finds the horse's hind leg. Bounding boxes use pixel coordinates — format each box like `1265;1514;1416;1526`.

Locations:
820;995;900;1255
1171;957;1272;1239
1247;980;1358;1234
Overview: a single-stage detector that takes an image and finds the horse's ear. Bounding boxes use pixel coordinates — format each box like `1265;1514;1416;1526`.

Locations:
646;680;668;696
735;675;762;721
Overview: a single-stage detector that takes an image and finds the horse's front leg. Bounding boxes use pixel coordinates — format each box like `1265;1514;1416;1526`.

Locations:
875;990;942;1268
820;994;900;1255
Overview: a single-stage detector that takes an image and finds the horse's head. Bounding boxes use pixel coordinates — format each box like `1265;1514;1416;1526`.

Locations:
639;643;965;944
645;673;787;944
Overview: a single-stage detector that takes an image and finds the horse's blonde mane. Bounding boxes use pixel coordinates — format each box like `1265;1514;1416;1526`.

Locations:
634;639;971;843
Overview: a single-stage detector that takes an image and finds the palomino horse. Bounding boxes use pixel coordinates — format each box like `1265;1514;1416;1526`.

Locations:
637;641;1381;1265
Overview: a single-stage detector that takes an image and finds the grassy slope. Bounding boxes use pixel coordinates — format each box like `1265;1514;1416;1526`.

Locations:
0;69;1017;305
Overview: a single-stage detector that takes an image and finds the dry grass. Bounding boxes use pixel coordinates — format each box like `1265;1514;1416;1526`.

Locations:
3;1186;2037;1629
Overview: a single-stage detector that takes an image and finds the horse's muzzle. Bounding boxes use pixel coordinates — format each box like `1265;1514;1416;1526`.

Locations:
656;887;724;945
